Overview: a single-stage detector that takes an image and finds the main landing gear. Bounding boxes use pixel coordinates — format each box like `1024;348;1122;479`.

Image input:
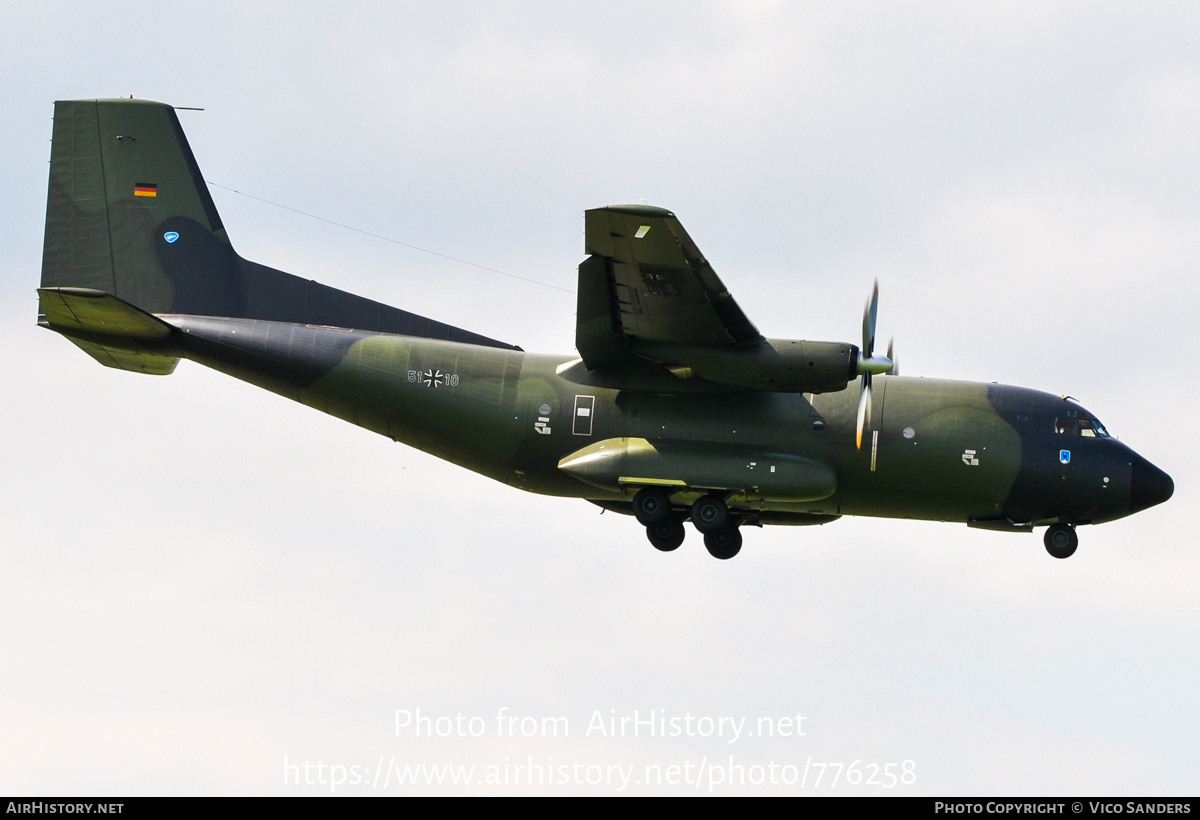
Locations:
633;487;685;552
702;525;742;560
692;493;741;559
1043;523;1078;559
646;518;685;551
634;488;742;559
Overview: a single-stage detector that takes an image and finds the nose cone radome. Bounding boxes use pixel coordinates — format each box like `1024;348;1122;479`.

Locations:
1130;455;1174;514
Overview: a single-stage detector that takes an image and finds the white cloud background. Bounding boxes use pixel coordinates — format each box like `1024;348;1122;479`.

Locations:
0;1;1195;795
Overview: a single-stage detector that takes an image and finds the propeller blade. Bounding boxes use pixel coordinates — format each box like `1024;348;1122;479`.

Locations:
855;373;873;449
887;337;897;376
862;280;879;356
855;282;889;449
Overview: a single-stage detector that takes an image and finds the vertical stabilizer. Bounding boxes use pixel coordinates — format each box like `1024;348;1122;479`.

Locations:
41;99;231;318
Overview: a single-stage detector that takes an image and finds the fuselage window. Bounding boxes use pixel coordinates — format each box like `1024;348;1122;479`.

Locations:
1055;416;1111;437
1055;417;1078;435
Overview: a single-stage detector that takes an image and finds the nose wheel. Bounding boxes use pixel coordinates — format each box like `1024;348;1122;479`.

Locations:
1043;523;1078;559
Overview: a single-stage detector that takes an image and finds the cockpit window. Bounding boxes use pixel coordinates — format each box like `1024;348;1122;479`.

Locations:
1055;410;1110;438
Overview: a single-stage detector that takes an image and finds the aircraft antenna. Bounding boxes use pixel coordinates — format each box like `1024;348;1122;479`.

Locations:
206;181;575;295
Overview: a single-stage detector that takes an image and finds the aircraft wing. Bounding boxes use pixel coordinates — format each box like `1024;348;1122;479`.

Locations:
576;205;763;369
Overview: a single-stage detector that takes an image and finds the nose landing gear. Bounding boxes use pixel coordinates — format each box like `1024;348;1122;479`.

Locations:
1043;523;1078;559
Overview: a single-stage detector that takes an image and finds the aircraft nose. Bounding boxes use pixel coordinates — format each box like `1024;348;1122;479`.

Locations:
1130;454;1173;513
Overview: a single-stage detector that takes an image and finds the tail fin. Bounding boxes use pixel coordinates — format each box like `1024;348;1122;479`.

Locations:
40;99;229;315
39;98;519;363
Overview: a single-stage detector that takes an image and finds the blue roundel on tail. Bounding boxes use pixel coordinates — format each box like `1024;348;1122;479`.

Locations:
163;231;179;243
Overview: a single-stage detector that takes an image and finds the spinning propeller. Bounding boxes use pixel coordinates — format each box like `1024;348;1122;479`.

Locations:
855;281;895;449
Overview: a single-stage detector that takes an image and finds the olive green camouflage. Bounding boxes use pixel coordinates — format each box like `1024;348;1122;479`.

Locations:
38;99;1173;560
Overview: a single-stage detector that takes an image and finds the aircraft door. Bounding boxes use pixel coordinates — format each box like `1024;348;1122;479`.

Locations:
572;395;596;436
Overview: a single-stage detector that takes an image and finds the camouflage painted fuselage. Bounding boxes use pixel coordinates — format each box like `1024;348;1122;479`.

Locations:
36;98;1172;546
132;317;1154;529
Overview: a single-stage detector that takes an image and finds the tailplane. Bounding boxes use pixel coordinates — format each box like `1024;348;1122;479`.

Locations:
37;287;179;374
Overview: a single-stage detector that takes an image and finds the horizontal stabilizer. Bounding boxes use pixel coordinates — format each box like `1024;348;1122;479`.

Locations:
38;287;173;338
38;287;179;374
59;335;179;375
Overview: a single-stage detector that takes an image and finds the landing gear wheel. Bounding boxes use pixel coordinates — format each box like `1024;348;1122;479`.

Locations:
704;525;742;560
633;487;671;526
646;519;685;552
691;494;729;534
1043;523;1078;559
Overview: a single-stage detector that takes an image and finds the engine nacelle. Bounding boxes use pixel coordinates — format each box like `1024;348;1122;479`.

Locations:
636;338;857;393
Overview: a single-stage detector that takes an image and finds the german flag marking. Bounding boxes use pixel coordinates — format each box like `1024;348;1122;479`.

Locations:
134;183;157;197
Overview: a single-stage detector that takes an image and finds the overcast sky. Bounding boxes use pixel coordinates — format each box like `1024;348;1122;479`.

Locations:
1;1;1196;795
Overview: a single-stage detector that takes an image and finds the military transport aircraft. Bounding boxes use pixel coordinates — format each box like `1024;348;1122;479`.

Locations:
37;99;1173;560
